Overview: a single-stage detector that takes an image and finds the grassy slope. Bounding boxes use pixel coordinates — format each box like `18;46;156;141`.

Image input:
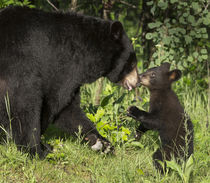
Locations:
0;85;209;183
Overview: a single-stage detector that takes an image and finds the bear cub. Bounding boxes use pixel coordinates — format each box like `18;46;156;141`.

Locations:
127;62;194;172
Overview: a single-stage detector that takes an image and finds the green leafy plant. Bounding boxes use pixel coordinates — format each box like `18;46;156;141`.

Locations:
81;77;151;145
46;139;68;165
166;155;194;183
86;106;131;144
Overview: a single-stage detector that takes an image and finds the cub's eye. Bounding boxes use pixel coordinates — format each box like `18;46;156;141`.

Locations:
151;72;156;78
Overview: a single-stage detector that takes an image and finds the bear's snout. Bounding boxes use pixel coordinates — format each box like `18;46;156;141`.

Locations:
122;66;139;90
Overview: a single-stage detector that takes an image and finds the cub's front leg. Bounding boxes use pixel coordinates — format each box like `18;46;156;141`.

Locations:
127;106;147;121
127;106;160;130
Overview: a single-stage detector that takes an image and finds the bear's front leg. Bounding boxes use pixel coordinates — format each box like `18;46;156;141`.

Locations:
54;91;114;154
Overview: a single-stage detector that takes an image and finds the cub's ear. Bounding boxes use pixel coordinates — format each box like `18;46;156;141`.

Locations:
161;62;170;70
168;69;182;82
110;21;123;40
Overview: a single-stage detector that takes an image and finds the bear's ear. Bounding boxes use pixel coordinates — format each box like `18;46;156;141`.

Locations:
110;21;123;40
168;69;182;82
161;62;170;70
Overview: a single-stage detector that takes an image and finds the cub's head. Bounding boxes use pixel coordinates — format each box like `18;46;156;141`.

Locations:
106;21;139;91
139;62;181;90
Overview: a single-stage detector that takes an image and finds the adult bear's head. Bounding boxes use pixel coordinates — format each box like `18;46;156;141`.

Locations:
106;21;139;91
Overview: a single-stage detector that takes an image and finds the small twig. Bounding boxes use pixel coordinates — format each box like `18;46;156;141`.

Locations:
135;20;142;38
206;60;210;129
203;0;210;11
46;0;59;12
117;0;137;9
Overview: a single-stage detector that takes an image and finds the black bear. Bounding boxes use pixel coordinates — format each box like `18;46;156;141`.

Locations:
127;63;193;172
0;6;139;157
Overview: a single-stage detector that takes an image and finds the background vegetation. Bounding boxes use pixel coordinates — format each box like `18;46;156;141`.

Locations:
0;0;209;182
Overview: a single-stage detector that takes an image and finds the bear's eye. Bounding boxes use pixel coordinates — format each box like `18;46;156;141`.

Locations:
151;72;156;78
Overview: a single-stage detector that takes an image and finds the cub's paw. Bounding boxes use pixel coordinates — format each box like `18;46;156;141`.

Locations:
127;106;141;119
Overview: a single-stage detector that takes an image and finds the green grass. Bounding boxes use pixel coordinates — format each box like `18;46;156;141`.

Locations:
0;80;209;183
0;141;184;183
0;133;209;183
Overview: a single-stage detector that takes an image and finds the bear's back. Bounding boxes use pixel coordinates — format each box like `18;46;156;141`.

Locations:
0;6;113;76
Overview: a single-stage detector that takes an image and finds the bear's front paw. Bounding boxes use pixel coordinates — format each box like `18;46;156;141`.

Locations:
91;139;114;154
85;134;114;154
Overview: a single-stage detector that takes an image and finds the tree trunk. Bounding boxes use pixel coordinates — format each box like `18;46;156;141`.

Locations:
94;1;113;105
70;0;77;12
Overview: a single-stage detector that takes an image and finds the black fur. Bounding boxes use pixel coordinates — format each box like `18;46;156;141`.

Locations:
128;63;194;172
0;6;138;156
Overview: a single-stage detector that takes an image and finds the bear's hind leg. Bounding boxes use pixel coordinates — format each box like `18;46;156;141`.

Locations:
0;94;46;157
13;109;47;158
11;91;49;158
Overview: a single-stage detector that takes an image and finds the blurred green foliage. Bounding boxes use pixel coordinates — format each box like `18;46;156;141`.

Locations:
0;0;34;7
145;0;209;91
